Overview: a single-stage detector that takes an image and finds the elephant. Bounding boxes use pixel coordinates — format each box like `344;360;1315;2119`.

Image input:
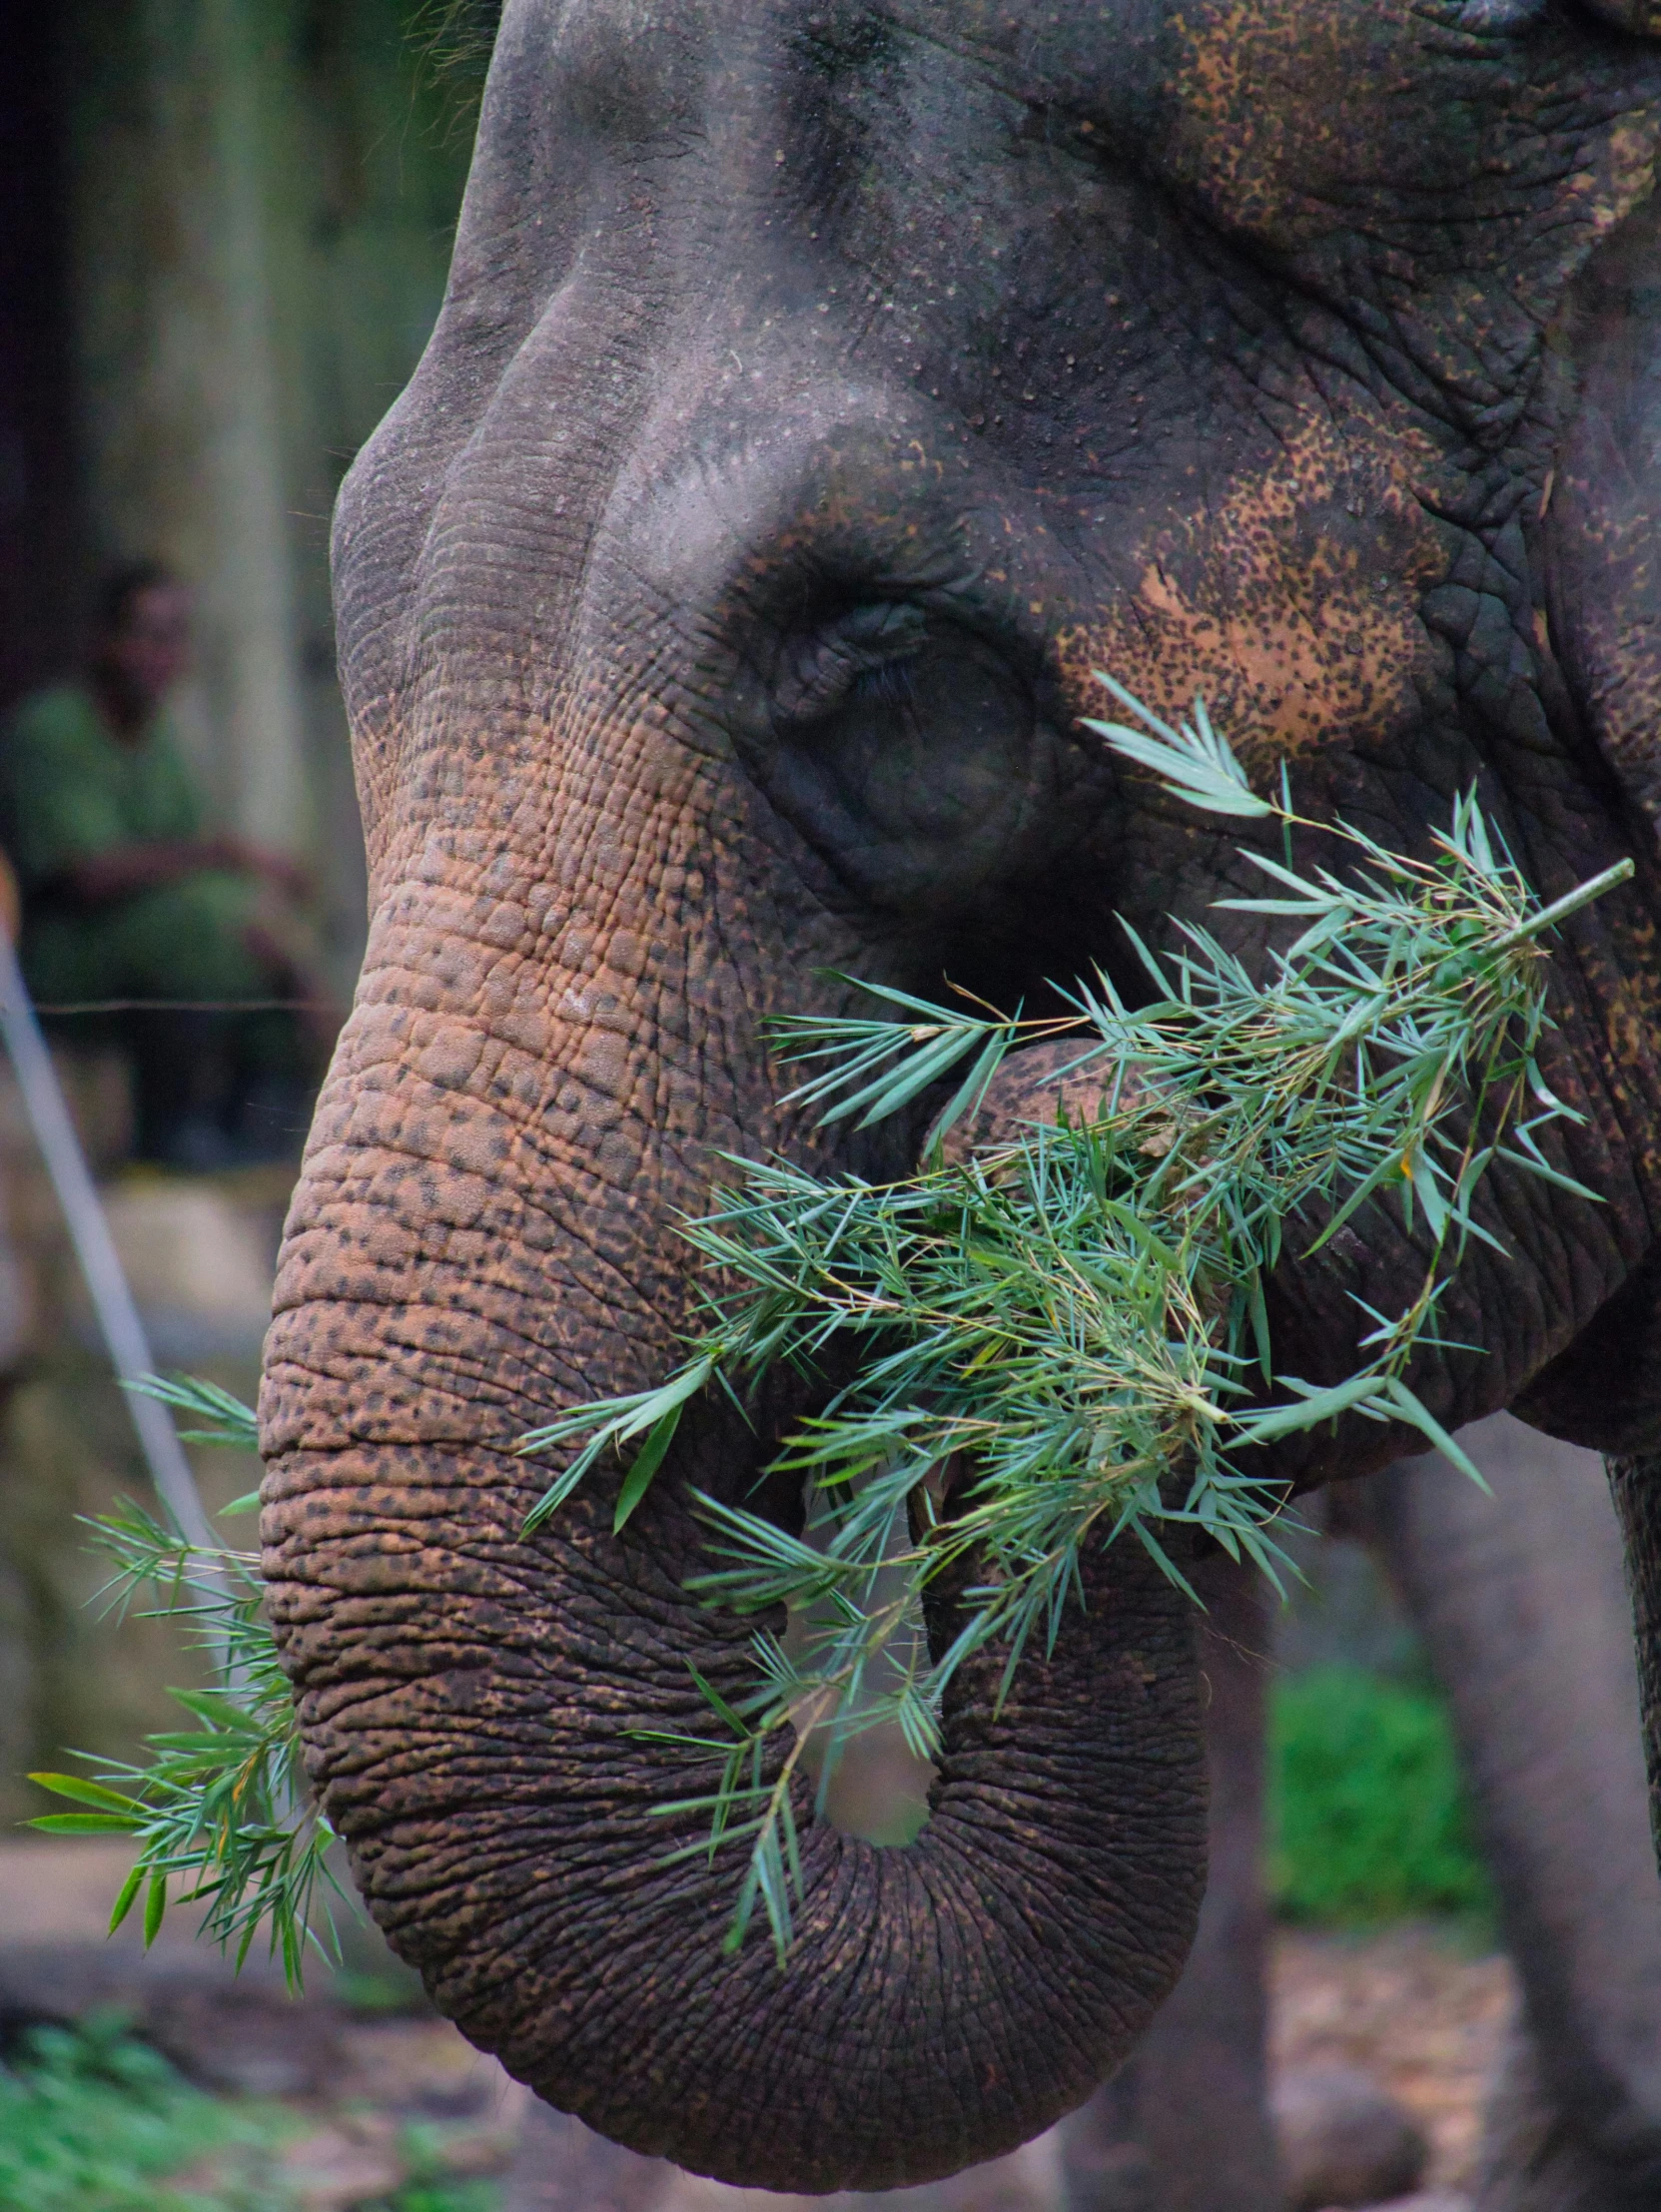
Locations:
259;0;1661;2195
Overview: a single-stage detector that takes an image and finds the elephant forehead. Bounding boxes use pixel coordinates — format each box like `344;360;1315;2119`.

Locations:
1160;0;1660;235
335;0;1661;866
495;0;1661;238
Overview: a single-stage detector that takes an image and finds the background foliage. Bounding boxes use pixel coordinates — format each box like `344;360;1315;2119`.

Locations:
1269;1666;1492;1926
0;2016;291;2212
0;2014;499;2212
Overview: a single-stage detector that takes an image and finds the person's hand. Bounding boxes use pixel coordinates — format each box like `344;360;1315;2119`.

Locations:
243;916;343;1057
209;834;312;902
0;848;20;949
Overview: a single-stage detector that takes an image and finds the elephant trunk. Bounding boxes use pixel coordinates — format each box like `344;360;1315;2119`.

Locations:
260;984;1207;2190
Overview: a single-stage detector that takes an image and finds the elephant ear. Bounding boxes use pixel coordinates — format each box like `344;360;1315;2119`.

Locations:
1546;200;1661;828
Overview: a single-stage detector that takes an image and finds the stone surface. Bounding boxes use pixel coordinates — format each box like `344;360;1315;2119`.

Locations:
1272;2063;1430;2210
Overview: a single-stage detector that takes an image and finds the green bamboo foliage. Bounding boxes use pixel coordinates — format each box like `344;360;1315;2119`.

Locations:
30;1377;340;1991
32;679;1632;1971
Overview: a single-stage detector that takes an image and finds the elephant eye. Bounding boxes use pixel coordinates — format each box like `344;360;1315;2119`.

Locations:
733;597;1052;917
774;601;930;728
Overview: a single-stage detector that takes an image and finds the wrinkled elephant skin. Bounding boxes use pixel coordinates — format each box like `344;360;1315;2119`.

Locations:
261;2;1661;2193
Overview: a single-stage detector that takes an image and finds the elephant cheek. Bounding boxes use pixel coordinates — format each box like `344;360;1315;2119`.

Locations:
1055;409;1443;783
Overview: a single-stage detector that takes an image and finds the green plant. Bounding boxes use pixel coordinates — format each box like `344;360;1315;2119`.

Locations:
377;2187;499;2212
1269;1666;1493;1924
0;2013;293;2212
29;1381;345;1991
374;2126;503;2212
32;676;1629;1970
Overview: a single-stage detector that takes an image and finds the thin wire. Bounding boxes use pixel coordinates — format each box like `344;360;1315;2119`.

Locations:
32;999;332;1015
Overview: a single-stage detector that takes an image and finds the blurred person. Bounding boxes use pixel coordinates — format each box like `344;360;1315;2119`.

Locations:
0;560;336;1167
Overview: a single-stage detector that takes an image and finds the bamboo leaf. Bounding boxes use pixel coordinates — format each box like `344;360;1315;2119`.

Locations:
126;1374;261;1453
28;1772;142;1814
1235;1369;1395;1444
925;1027;1018;1153
1379;1377;1490;1491
30;1812;141;1835
614;1401;685;1532
167;1689;268;1737
1246;1272;1272;1383
109;1861;145;1935
833;1028;994;1130
1083;673;1273;818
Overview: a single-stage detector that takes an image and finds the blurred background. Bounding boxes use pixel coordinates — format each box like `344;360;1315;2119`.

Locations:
0;11;1645;2212
0;0;493;1004
0;0;492;1834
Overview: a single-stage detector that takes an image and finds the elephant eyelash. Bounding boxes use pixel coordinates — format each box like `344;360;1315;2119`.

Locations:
846;655;920;710
773;602;929;724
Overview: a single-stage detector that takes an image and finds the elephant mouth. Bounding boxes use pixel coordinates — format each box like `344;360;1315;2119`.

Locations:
264;703;1622;2188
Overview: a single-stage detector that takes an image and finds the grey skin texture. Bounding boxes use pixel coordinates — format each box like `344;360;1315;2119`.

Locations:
261;0;1661;2192
498;1548;1278;2212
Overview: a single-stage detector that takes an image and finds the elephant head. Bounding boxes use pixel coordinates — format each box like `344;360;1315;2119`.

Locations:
260;1;1661;2191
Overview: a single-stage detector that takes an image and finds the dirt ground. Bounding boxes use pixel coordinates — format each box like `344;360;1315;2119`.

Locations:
1271;1925;1515;2196
167;2017;530;2209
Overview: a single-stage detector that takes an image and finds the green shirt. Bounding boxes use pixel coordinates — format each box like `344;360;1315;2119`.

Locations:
0;680;203;896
